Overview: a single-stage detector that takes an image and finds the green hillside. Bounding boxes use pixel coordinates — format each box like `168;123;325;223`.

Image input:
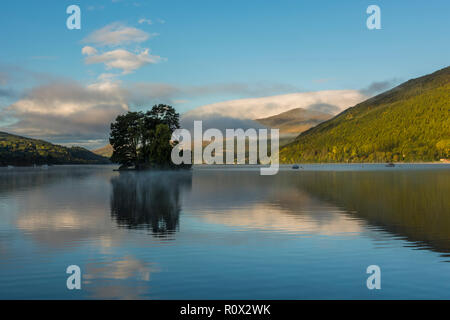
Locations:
280;66;450;163
0;132;111;166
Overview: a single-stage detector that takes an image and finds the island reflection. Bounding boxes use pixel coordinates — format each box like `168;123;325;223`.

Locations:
110;171;192;238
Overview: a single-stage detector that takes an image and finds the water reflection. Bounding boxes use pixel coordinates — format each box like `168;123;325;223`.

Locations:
185;170;364;235
2;165;450;299
0;165;99;195
110;171;192;238
187;169;450;253
0;166;118;249
286;170;450;254
84;255;159;299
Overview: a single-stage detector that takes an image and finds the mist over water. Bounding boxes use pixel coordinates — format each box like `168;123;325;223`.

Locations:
0;165;449;299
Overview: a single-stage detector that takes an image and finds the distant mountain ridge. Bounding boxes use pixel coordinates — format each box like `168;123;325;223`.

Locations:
0;132;110;166
255;108;332;135
93;144;113;158
179;90;366;139
280;66;450;163
182;90;365;120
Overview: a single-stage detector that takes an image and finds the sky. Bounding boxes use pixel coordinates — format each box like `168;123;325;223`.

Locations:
0;0;449;149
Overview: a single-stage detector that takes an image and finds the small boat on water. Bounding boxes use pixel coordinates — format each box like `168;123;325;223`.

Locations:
292;164;299;169
385;163;395;167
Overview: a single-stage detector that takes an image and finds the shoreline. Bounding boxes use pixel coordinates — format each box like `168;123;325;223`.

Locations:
1;162;449;172
193;163;450;172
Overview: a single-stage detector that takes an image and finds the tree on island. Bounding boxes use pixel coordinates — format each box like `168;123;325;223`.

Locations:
109;104;187;169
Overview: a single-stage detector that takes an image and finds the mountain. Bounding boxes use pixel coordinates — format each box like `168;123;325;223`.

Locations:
255;108;332;135
182;90;365;121
93;144;113;158
180;90;366;136
280;66;450;163
0;132;111;166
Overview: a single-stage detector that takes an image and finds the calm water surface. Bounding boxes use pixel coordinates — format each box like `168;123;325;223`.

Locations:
0;164;449;299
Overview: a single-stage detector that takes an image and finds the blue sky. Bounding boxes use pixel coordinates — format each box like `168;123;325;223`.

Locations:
0;0;449;147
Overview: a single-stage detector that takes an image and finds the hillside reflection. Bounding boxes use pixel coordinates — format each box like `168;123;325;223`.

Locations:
285;170;450;254
110;171;192;238
187;168;450;255
0;166;100;195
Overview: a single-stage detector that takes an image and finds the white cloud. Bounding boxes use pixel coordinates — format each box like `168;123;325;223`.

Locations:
84;48;163;74
81;46;98;56
82;22;155;47
1;80;128;147
81;22;163;76
97;72;119;82
138;18;152;25
183;90;367;120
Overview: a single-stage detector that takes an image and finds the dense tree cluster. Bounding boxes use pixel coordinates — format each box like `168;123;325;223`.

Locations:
280;66;450;163
109;104;188;169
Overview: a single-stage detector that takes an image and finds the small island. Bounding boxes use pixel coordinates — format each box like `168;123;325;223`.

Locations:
109;104;191;171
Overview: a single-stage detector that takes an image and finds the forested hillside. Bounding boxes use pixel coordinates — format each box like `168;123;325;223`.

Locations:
0;132;110;166
280;66;450;163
